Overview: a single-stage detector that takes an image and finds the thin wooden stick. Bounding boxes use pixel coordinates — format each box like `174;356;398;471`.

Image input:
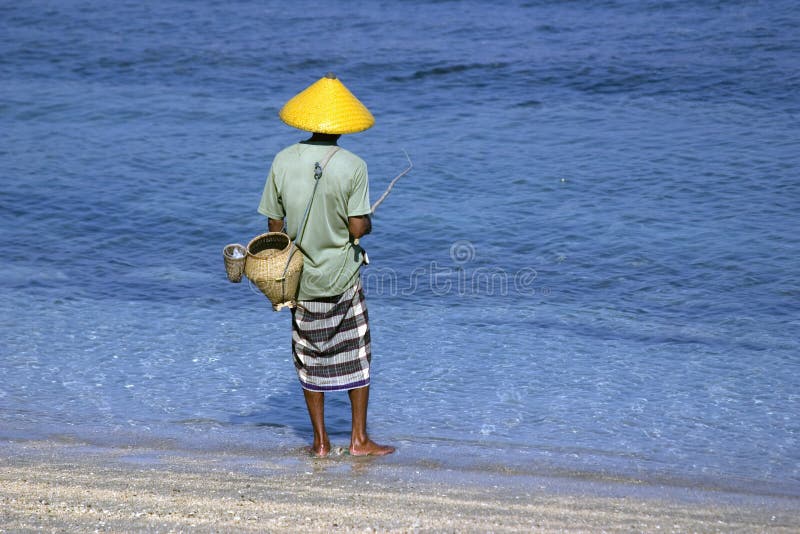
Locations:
353;151;412;251
371;150;413;213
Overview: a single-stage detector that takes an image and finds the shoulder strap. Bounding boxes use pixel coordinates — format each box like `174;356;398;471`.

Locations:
297;146;339;245
279;146;341;286
314;146;341;180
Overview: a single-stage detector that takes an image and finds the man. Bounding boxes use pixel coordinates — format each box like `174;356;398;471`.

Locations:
258;73;395;458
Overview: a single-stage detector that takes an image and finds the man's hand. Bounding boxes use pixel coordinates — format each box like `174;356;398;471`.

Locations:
348;215;371;241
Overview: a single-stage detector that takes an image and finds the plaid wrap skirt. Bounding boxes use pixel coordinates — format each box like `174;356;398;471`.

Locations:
291;279;371;392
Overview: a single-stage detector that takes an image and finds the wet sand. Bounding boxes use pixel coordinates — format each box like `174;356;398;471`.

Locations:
1;441;798;533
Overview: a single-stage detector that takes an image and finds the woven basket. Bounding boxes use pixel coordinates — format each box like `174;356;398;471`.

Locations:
222;243;246;283
244;232;303;311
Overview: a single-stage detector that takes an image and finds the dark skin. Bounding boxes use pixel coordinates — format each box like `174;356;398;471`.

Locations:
269;132;394;457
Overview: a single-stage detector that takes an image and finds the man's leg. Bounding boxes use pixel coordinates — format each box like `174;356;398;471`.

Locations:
302;389;330;457
347;386;395;456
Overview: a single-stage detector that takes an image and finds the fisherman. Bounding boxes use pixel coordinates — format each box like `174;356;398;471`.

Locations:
258;73;395;457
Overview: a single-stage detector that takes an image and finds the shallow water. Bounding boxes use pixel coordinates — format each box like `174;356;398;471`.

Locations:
2;0;799;496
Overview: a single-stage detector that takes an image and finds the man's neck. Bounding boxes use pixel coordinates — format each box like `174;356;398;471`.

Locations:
303;132;341;145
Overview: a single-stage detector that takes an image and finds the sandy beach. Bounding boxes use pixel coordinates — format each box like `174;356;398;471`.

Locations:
1;441;797;533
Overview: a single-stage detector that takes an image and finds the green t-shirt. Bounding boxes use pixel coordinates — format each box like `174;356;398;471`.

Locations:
257;142;371;300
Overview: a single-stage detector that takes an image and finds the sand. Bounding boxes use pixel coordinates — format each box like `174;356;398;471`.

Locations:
1;441;798;533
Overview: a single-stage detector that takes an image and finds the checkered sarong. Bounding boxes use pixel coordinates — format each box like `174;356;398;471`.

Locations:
291;279;371;391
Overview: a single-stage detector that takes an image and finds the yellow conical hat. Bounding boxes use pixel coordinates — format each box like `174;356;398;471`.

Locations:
279;73;375;134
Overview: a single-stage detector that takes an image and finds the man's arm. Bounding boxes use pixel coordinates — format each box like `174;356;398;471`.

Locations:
349;215;371;240
268;218;284;233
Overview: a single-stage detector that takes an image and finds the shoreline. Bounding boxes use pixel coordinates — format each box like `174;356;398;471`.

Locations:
2;440;798;532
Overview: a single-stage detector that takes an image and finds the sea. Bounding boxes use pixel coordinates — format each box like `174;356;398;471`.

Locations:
2;0;799;499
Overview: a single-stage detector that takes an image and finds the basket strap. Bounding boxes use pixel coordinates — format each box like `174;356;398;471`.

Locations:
280;146;341;294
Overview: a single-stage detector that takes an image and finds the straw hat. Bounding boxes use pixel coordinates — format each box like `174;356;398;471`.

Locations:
279;73;374;134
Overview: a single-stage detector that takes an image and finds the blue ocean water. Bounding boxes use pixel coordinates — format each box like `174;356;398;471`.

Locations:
2;0;799;495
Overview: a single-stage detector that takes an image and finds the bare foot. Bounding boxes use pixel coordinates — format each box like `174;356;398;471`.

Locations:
306;442;331;458
349;439;396;457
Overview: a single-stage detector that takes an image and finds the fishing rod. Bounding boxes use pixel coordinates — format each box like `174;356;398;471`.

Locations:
354;150;413;264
